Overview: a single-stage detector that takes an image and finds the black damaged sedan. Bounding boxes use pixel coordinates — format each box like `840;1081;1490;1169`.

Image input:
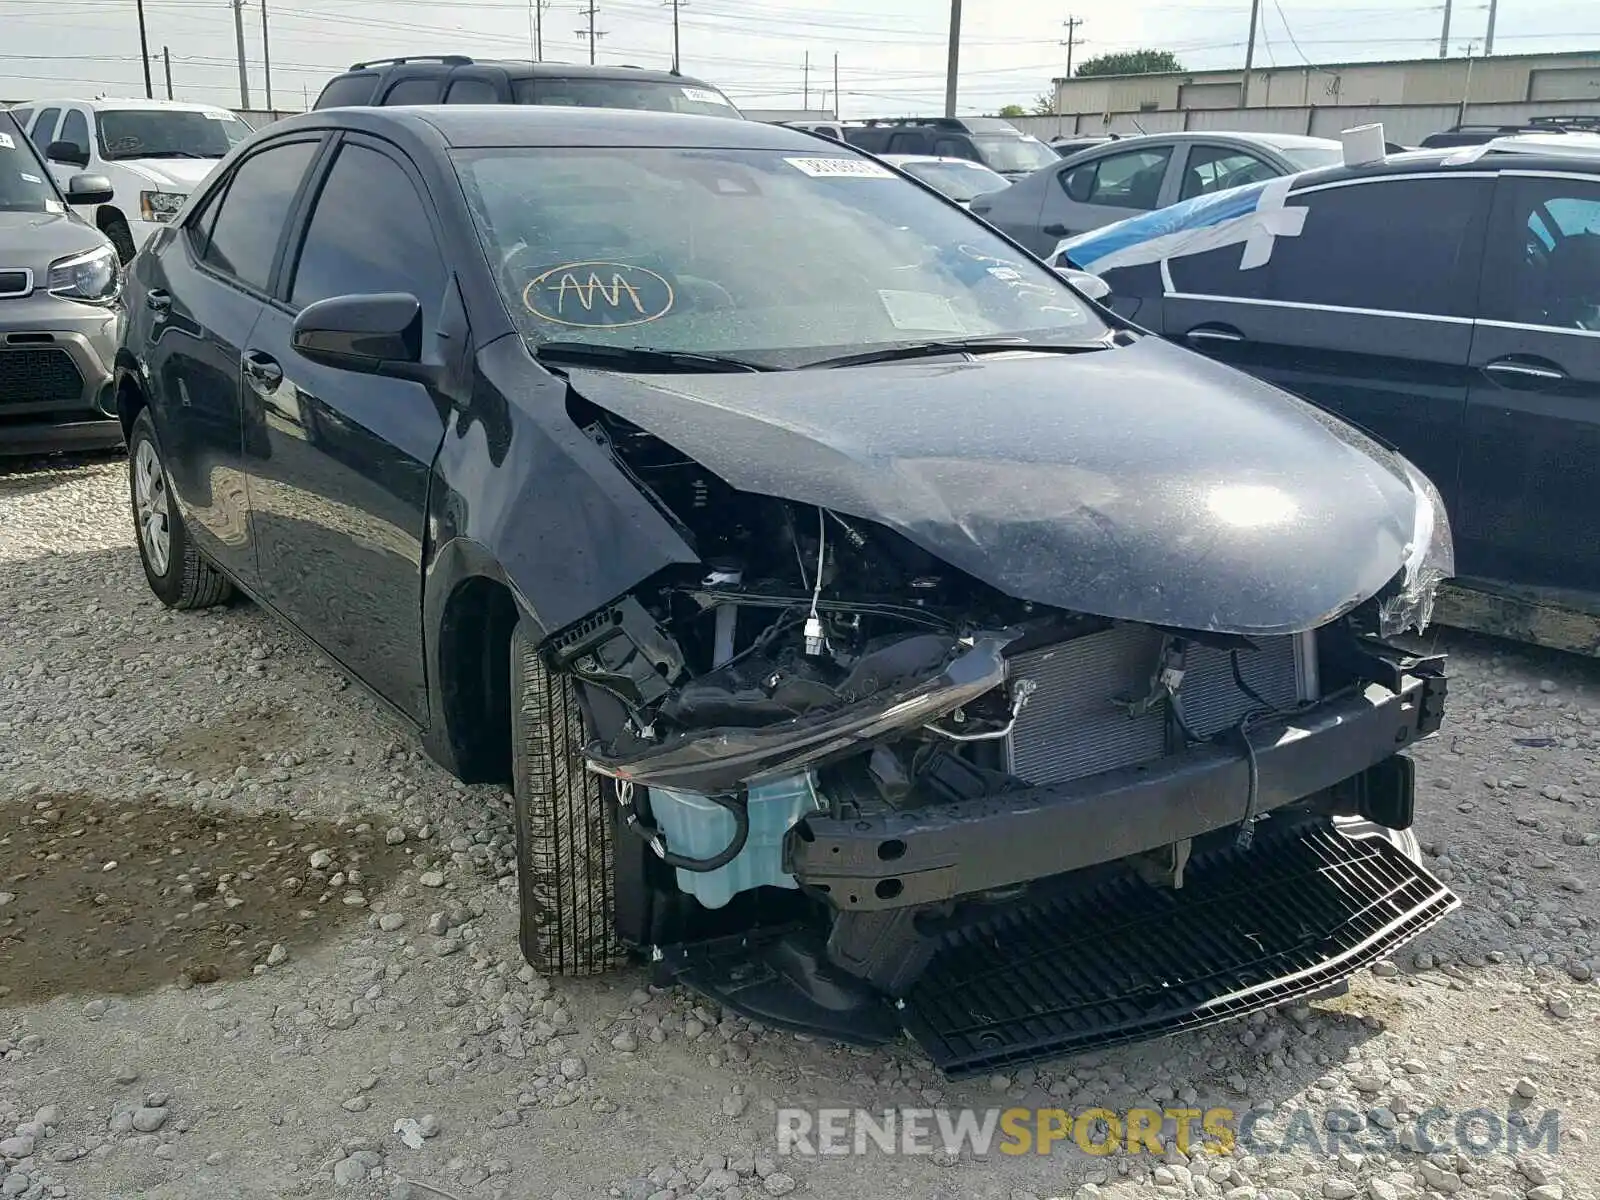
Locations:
115;107;1458;1075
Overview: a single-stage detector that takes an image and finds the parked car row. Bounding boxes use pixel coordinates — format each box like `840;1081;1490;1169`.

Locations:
1056;132;1600;639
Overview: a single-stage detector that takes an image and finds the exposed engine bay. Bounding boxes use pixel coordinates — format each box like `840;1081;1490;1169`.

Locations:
537;387;1460;1076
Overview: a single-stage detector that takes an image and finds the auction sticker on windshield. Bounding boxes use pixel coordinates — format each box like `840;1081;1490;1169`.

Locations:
522;261;675;328
785;157;895;179
683;87;730;105
0;132;14;150
878;289;966;333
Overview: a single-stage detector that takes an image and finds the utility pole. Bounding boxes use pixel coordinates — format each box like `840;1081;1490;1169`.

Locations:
803;51;810;109
1060;15;1083;80
943;0;961;117
232;0;251;108
833;52;839;120
1484;0;1498;55
665;0;682;73
528;0;547;59
135;0;154;98
1239;0;1261;108
162;45;173;99
1438;0;1453;57
576;0;604;65
261;0;273;111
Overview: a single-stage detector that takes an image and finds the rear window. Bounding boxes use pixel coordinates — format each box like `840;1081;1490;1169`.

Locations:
512;77;739;117
316;72;380;109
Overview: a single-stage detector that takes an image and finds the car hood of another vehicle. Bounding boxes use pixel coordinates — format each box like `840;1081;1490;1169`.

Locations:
560;334;1431;636
0;208;112;273
112;157;220;191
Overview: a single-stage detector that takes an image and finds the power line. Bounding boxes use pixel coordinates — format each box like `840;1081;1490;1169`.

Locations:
1061;15;1083;80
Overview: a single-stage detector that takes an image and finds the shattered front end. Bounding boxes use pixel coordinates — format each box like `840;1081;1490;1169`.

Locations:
539;367;1459;1075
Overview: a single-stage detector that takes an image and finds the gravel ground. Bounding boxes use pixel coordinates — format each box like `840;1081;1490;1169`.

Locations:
3;452;1600;1200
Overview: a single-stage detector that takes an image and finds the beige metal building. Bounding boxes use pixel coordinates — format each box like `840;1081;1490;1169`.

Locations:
1015;49;1600;146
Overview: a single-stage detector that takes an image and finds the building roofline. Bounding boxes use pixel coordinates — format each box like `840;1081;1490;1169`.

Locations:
1051;46;1600;85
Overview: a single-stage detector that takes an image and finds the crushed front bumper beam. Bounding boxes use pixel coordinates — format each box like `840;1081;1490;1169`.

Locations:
791;669;1446;910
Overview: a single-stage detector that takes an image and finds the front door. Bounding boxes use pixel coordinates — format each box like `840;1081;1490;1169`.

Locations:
1161;174;1493;522
1459;171;1600;590
243;135;452;722
1032;143;1177;253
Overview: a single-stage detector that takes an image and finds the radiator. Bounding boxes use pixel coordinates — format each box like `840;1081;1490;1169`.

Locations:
1003;624;1315;786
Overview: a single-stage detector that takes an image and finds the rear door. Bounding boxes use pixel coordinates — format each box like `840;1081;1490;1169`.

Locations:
1458;170;1600;589
1033;142;1177;255
1162;173;1493;519
140;134;326;586
378;74;446;105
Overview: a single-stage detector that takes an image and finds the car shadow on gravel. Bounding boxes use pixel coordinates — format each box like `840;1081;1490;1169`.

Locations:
0;449;126;498
0;791;408;1007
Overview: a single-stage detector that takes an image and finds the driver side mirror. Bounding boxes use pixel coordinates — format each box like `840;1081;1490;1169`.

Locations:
46;140;90;169
292;293;435;383
1064;166;1094;204
65;173;114;206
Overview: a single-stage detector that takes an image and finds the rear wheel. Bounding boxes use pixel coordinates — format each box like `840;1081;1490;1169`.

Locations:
128;410;232;610
509;620;622;976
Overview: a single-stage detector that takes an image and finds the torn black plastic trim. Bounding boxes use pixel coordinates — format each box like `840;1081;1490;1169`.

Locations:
583;630;1017;795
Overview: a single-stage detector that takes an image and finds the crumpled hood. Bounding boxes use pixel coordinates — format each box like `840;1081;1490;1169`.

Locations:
0;209;110;271
564;335;1438;636
116;157;219;191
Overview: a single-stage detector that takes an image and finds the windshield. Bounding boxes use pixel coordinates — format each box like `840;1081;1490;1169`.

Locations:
899;160;1010;202
973;134;1060;174
0;120;63;213
512;78;740;117
1279;144;1345;171
454;146;1102;369
96;109;253;160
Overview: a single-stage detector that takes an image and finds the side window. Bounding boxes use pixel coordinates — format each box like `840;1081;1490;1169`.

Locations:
7;109;34;136
201;140;320;292
1258;177;1490;317
1062;146;1172;210
887;132;928;154
1179;145;1274;201
58;109;90;157
445;78;499;104
382;78;444;105
1484;175;1600;332
289;143;445;320
30;108;61;149
315;73;379;108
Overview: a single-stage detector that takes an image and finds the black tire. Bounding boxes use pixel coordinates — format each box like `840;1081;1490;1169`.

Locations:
103;216;137;265
128;409;233;610
509;620;622;977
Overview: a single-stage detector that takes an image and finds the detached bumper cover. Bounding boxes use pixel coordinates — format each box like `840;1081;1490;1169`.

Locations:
791;669;1446;909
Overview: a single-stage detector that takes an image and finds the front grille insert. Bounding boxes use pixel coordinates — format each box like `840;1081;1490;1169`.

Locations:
0;346;84;406
901;817;1458;1077
1004;627;1308;785
0;269;33;298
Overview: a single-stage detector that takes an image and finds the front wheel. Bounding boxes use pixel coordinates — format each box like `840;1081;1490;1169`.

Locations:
128;409;233;610
509;620;622;977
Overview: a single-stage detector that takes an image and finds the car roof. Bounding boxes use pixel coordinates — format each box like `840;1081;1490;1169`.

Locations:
269;105;826;150
1269;138;1600;189
1070;130;1342;150
342;59;717;87
24;97;237;114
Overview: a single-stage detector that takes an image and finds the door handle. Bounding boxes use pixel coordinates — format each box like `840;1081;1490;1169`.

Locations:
1042;223;1070;237
1185;327;1245;345
242;350;283;392
1483;359;1566;383
146;289;171;315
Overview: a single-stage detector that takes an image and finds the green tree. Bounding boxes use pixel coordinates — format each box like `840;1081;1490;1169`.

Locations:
998;103;1027;118
1074;49;1184;77
1031;92;1056;115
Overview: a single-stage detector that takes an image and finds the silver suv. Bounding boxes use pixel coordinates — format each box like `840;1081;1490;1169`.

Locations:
1;109;124;456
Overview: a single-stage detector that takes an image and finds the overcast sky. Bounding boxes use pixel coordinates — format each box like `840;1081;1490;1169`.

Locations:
1;0;1592;115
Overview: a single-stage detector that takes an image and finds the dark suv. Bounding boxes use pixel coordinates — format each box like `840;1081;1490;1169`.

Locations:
842;116;1059;181
313;55;743;118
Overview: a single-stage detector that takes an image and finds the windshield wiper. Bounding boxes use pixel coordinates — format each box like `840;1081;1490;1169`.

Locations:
119;150;212;159
533;341;778;373
798;335;1115;370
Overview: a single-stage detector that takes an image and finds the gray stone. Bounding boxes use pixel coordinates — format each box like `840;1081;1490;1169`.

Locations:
764;1174;797;1197
131;1107;169;1133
